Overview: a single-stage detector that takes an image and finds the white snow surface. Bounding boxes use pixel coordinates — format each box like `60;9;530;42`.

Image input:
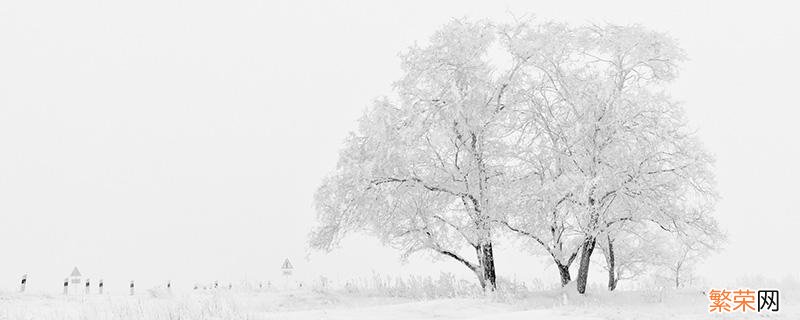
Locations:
1;287;796;319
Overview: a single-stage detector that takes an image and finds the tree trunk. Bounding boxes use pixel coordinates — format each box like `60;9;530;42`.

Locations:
606;235;617;291
576;236;596;294
557;263;571;287
479;243;497;291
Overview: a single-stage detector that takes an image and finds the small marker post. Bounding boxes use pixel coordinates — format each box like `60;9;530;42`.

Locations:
20;274;27;293
99;279;104;295
63;278;69;295
129;280;135;296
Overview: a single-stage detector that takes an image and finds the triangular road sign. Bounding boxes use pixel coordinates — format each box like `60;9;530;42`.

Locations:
281;258;293;270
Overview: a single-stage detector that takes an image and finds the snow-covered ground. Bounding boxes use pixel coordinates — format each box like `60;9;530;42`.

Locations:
1;287;795;319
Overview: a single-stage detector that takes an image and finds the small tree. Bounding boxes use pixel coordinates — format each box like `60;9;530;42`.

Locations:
599;206;724;291
658;222;723;289
598;224;669;291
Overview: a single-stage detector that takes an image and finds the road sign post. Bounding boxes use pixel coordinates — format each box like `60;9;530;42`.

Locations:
68;267;82;295
20;274;27;293
281;258;294;289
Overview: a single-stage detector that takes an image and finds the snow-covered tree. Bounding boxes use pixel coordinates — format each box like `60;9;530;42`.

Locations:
311;18;721;295
501;22;720;294
597;223;668;291
656;217;723;289
597;221;722;290
310;19;527;291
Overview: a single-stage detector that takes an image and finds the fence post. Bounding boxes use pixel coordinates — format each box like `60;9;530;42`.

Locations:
20;274;27;293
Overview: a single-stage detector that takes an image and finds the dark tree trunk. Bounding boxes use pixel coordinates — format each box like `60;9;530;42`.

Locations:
554;243;582;287
480;243;497;291
576;236;596;294
557;263;571;287
606;235;617;291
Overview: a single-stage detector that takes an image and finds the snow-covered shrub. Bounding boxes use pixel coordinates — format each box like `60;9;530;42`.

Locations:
147;286;173;299
335;273;483;300
493;277;530;301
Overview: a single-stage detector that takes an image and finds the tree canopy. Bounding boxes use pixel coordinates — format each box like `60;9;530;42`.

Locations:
311;18;722;294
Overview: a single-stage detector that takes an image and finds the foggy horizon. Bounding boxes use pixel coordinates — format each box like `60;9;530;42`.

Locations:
2;0;799;297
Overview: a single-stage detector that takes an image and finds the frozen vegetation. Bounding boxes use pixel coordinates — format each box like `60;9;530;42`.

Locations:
2;275;798;319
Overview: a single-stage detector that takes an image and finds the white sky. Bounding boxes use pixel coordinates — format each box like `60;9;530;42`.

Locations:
1;0;798;293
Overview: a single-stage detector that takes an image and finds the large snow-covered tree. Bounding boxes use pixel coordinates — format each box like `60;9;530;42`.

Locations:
501;22;720;294
311;18;721;295
310;19;527;291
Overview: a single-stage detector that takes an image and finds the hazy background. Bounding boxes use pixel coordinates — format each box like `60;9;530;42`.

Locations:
1;0;798;293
